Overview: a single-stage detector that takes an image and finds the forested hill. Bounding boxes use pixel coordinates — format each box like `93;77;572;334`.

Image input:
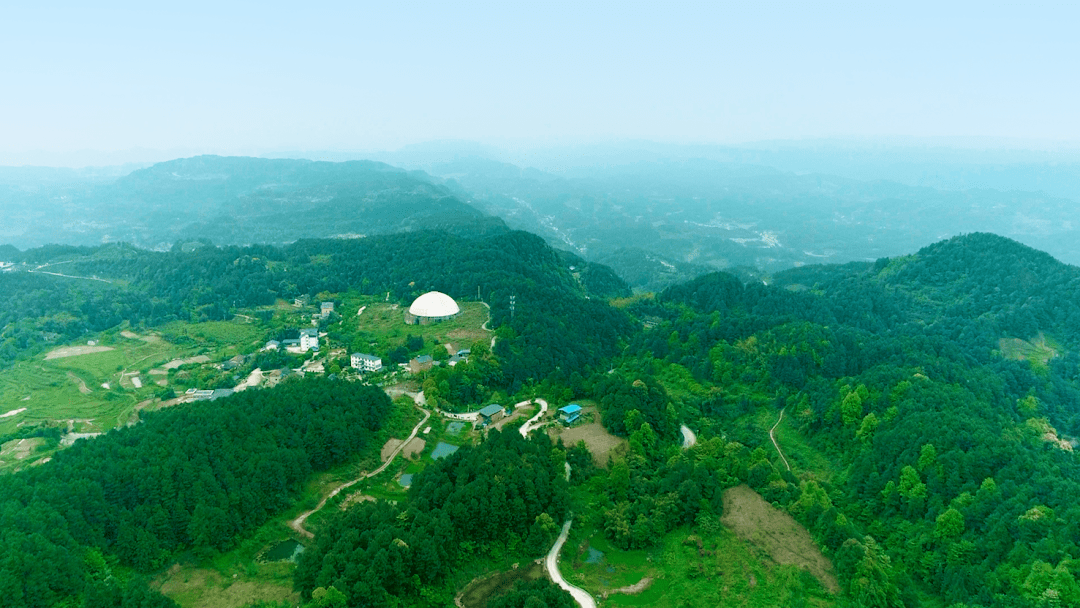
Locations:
0;229;632;387
0;156;506;249
632;232;1080;605
772;232;1080;349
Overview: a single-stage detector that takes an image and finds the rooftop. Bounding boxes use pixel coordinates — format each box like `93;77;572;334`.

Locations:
408;291;461;318
559;404;582;415
478;404;504;418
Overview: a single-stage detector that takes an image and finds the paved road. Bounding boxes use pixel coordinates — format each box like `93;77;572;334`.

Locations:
769;407;792;471
546;519;596;608
680;424;697;448
289;395;430;538
518;398;549;437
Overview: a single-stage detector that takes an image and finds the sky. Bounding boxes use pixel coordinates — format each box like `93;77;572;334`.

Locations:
2;1;1079;165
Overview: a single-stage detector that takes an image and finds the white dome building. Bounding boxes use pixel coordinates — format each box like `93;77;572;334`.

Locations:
405;291;461;324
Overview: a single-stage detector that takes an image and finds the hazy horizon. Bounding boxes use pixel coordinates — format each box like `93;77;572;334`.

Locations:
4;2;1079;167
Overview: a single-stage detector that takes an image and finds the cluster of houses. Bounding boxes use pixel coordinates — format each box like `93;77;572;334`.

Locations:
265;328;320;354
473;402;583;428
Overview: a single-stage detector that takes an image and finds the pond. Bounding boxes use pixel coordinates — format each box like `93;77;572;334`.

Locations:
263;539;305;563
585;545;605;564
431;442;460;460
398;473;413;487
446;421;466;435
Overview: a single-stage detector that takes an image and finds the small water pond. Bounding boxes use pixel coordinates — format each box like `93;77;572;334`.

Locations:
585;545;605;564
446;421;466;435
263;539;305;563
398;473;414;487
431;442;460;460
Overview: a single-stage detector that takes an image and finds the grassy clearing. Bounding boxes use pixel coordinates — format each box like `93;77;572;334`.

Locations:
999;332;1061;374
565;519;837;608
333;295;491;354
158;320;264;355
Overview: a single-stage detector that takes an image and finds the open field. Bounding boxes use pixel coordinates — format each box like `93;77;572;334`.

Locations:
154;564;298;608
44;345;114;359
720;485;839;594
566;519;837;608
159;320;264;353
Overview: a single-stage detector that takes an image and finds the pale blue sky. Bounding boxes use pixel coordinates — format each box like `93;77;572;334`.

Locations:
2;1;1078;164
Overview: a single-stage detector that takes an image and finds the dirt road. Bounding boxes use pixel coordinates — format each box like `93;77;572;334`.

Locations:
289;396;430;538
518;398;549;437
546;519;596;608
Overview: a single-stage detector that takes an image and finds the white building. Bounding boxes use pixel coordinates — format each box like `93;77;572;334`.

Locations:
300;328;319;352
404;291;461;324
351;353;383;373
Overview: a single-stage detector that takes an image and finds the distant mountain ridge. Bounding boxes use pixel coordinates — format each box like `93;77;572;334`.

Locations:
0;155;505;249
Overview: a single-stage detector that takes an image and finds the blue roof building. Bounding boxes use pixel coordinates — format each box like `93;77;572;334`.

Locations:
559;404;582;424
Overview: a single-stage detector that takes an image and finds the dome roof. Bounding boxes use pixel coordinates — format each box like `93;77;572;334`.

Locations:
408;291;460;318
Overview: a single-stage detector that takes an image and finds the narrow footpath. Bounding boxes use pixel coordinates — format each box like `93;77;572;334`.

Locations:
289;395;430;538
769;407;791;471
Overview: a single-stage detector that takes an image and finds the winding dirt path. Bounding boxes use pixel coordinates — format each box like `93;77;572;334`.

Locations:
769;407;791;471
546;519;596;608
289;396;430;538
518;398;548;437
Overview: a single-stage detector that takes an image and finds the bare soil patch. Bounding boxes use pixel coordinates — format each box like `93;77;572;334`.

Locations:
162;355;210;370
340;491;376;510
401;437;426;459
381;438;404;462
720;485;839;593
45;345;114;360
120;330;159;343
548;412;626;465
600;576;653;599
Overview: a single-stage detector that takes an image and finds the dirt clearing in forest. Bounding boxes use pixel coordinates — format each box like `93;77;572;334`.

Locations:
548;412;626;465
720;485;839;593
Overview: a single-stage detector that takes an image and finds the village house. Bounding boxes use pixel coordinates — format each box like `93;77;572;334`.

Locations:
300;328;319;352
478;403;504;425
320;302;335;318
351;352;383;373
409;355;433;373
558;404;582;425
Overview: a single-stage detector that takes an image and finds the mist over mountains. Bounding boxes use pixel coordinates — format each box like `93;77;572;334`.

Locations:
2;142;1080;293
